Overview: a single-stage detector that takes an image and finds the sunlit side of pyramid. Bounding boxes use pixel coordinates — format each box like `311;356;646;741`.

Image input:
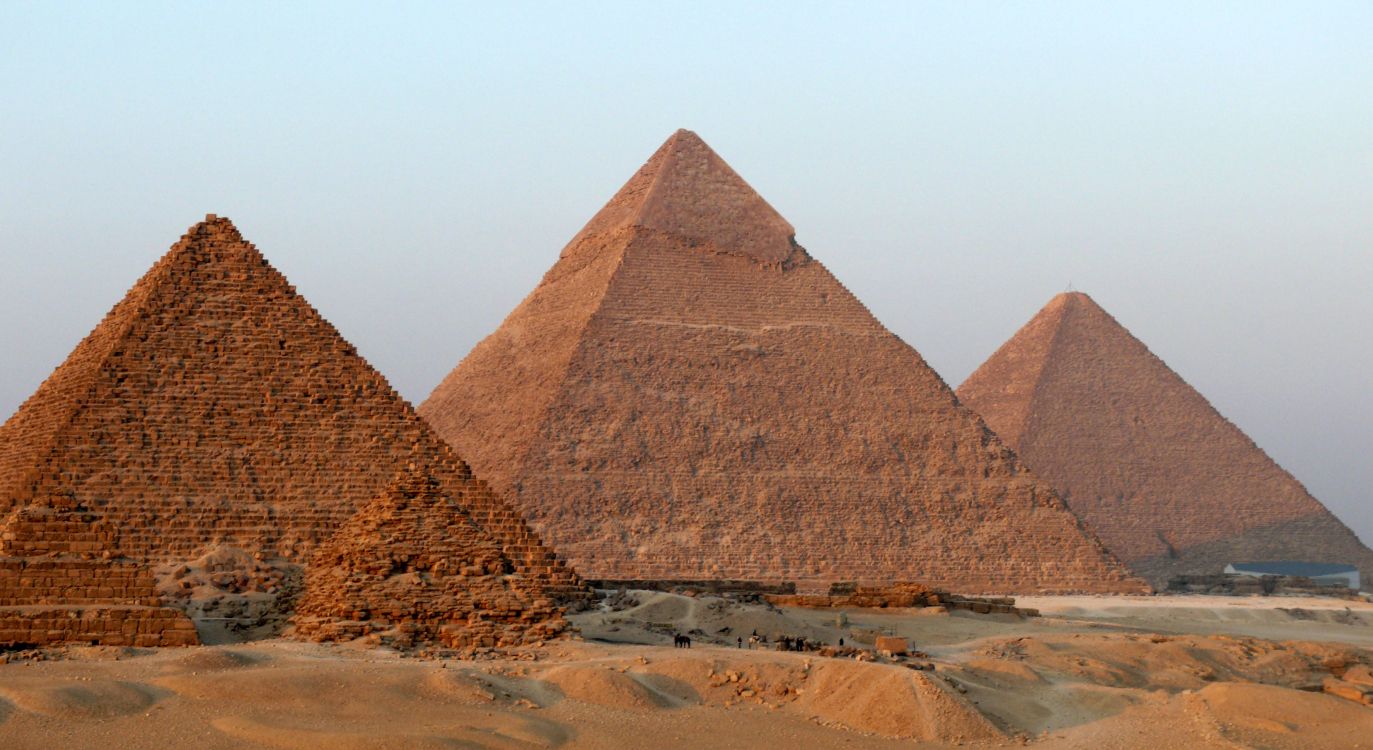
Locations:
420;130;1145;594
0;216;581;598
957;291;1373;584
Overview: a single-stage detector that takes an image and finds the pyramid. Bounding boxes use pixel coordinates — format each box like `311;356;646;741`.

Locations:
957;291;1373;584
0;495;198;648
420;130;1146;594
0;216;582;599
292;466;567;652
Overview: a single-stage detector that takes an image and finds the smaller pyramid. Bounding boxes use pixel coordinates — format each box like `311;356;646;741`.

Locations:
0;214;583;601
0;495;198;648
291;467;568;653
957;292;1373;583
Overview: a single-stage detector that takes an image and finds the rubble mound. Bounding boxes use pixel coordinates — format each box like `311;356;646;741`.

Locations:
157;545;304;642
0;215;583;602
421;130;1145;595
291;467;568;654
0;496;197;648
957;291;1373;584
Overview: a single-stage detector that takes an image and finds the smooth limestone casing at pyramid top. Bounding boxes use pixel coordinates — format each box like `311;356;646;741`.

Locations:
420;129;1147;594
0;216;583;604
957;291;1373;585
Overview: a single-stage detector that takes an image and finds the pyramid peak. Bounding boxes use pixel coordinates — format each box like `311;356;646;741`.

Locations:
662;128;705;148
572;130;798;265
184;213;244;242
1046;290;1102;310
959;289;1373;584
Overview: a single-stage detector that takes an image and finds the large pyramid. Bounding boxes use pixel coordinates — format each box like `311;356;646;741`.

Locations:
420;130;1145;594
292;466;567;652
957;291;1373;584
0;216;581;598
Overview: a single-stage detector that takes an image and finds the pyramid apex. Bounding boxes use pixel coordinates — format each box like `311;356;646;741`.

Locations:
665;127;702;143
1050;290;1094;306
185;213;243;241
573;130;798;265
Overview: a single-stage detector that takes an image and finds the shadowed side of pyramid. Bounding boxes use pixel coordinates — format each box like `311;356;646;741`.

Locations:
957;291;1373;584
0;215;584;601
421;132;1146;595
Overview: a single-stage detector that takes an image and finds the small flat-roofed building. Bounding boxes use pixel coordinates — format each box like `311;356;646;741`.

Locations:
1224;561;1360;590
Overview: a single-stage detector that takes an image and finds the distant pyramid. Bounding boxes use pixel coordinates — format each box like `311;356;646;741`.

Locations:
957;291;1373;583
0;216;582;599
0;495;198;648
420;130;1145;594
292;466;567;652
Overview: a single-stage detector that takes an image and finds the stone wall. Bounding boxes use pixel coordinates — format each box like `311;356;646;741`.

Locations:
0;499;197;648
766;582;1038;617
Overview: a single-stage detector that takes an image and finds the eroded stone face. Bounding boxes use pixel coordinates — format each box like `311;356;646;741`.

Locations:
0;216;582;602
421;131;1146;595
291;466;568;653
957;291;1373;584
0;497;198;648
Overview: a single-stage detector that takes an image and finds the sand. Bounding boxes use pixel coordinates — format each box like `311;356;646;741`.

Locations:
1;592;1371;748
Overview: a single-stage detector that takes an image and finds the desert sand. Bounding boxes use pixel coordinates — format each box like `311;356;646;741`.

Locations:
2;592;1372;749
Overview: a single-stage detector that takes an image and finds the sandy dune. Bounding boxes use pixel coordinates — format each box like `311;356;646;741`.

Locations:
1;592;1371;749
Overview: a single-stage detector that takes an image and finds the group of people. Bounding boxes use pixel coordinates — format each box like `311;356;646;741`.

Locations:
734;630;843;652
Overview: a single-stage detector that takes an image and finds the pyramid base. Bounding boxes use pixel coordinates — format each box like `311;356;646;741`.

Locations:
0;605;199;649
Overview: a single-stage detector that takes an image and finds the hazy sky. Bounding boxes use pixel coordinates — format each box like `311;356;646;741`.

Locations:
2;3;1370;545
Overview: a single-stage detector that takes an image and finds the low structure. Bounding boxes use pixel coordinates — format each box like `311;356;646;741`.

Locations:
588;579;797;596
766;582;1039;617
0;497;198;648
1225;562;1360;590
1166;572;1363;599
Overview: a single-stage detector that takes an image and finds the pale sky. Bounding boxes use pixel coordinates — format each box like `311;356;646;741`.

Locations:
2;2;1370;544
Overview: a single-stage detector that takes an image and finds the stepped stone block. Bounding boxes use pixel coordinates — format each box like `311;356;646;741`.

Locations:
421;130;1146;595
291;466;567;653
957;291;1373;585
0;216;585;604
0;497;197;648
